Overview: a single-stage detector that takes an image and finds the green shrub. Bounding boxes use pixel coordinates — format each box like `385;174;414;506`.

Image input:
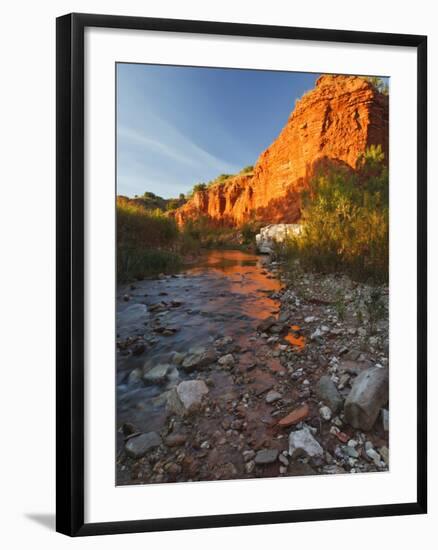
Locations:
364;76;389;95
240;221;261;244
192;183;207;194
279;146;389;283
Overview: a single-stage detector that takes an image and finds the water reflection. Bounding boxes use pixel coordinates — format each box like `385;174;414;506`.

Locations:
117;249;284;443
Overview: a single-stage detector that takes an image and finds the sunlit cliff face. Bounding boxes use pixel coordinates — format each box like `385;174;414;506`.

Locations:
174;75;389;227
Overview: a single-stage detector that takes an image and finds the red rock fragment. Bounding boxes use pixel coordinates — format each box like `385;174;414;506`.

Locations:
335;431;350;443
277;403;310;427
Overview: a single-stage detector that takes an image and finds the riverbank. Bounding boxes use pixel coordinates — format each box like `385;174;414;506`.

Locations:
116;250;389;485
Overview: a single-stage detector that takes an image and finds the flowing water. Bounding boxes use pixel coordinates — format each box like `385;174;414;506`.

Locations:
116;250;298;470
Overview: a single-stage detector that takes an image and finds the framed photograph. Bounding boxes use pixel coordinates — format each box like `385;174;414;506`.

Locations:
56;13;427;536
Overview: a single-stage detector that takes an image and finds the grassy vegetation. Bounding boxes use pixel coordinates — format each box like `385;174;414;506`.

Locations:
181;217;250;249
277;145;389;283
117;197;181;281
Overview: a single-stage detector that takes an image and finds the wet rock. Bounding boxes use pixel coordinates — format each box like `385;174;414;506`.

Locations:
277;404;310;427
122;422;139;437
265;390;282;404
181;348;216;372
125;432;161;458
344;367;389;430
257;316;277;332
171;351;186;365
316;375;343;412
167;380;209;416
132;342;146;356
289;427;324;458
127;368;143;387
149;302;166;312
254;449;279;465
143;364;170;385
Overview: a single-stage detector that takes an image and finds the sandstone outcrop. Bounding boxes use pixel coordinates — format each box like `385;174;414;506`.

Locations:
174;75;388;226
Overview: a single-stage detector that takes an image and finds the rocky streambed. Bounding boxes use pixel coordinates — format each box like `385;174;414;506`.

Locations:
116;249;389;485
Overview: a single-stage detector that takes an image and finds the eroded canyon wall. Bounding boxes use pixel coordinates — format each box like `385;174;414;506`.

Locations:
174;75;389;226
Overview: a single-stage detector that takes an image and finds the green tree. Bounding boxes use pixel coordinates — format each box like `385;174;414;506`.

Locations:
365;76;389;95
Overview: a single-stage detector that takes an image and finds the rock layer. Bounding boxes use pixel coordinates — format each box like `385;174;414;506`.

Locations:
174;75;388;226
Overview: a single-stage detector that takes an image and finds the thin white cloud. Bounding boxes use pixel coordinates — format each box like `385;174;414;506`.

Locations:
118;117;238;176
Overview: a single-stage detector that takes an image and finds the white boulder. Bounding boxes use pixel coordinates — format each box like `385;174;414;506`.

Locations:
255;224;302;254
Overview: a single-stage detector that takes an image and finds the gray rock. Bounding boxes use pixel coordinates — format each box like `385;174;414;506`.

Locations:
172;351;186;365
254;449;279;465
381;408;389;431
344;367;389;430
379;446;389;464
181;348;216;372
366;447;382;467
319;405;332;421
289;427;324;458
243;450;256;462
167;380;209;416
257;316;277;332
265;390;282;404
127;368;143;387
218;354;235;367
143;364;170;385
322;464;347;475
125;432;161;458
343;446;359;458
316;375;343;412
278;454;289;466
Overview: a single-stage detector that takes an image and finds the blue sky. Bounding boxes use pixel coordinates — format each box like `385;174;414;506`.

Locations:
117;64;319;199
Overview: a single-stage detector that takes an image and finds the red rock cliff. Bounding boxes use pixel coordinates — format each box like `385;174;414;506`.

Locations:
174;75;389;226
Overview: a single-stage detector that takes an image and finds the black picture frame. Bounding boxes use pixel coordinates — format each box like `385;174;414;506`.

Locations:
56;12;427;537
